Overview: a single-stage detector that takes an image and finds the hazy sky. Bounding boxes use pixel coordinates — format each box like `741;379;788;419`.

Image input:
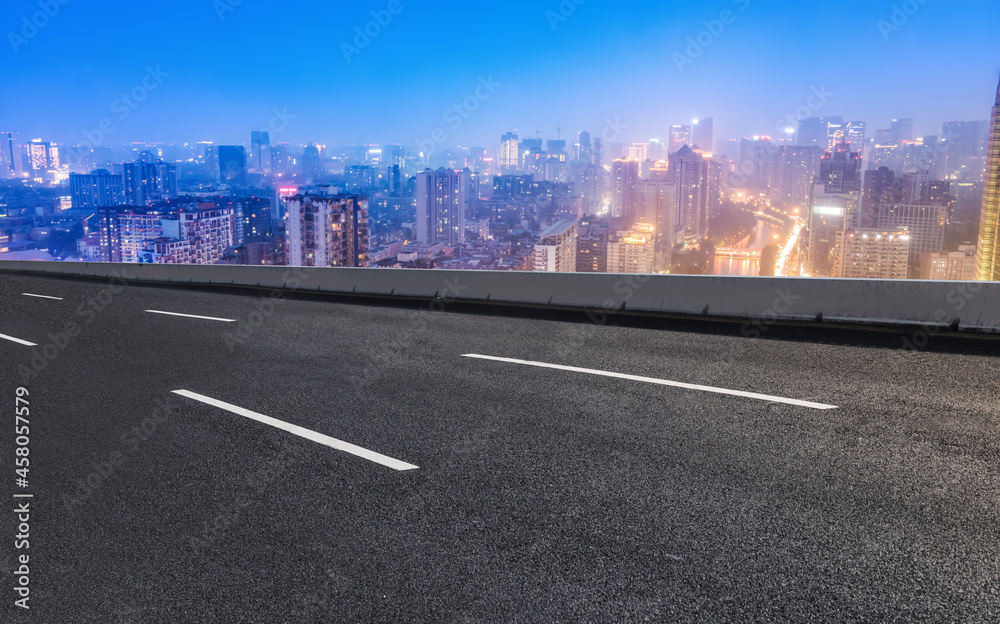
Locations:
2;0;998;152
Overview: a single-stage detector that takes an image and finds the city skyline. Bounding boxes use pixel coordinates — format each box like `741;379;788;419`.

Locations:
2;0;999;147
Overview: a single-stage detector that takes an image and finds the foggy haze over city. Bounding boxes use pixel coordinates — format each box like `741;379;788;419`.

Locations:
3;0;999;147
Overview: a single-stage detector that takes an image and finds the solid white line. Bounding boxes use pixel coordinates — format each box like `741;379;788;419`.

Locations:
462;354;839;410
0;333;37;347
22;293;63;300
145;310;236;323
172;390;418;471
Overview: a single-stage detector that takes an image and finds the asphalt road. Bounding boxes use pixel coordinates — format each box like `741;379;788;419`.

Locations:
1;271;1000;623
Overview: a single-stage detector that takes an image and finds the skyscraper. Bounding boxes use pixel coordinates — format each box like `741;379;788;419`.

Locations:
533;218;578;272
668;125;692;154
285;190;369;268
218;145;247;185
820;143;863;194
890;118;915;145
670;146;710;244
578;131;592;164
121;161;177;206
976;75;1000;282
833;229;910;280
500;132;519;173
301;143;323;181
70;170;125;209
416;168;469;245
797;117;842;149
612;159;640;222
692;118;714;152
770;146;823;210
250;131;272;173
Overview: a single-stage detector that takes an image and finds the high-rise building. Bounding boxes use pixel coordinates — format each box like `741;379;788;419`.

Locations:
175;203;238;265
607;225;655;274
416;168;469;245
1;132;21;177
578;131;592;164
668;125;692;154
833;229;910;280
120;161;177;206
797;117;842;149
820;143;863;194
24;140;59;175
976;75;1000;281
271;143;291;174
202;144;219;180
612;159;640;222
575;218;609;272
500;132;520;173
877;203;946;264
628;143;649;164
921;247;978;281
70;170;125;209
533;218;578;272
828;121;867;155
301;143;323;181
285;191;370;267
102;208;178;263
770;146;823;210
737;136;775;189
692;118;714;152
670;146;710;244
861;167;900;229
637;179;676;271
218;145;247;185
249;131;272;173
890;118;915;145
807;187;860;277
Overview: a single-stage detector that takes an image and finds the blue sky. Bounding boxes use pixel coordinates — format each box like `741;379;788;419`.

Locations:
2;0;998;150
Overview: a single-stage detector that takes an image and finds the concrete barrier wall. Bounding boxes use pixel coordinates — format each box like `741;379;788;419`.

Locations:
1;260;997;333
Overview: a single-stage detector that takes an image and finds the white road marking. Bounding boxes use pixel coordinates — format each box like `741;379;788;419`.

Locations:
0;333;37;347
145;310;236;323
172;390;419;471
462;354;839;410
22;293;63;300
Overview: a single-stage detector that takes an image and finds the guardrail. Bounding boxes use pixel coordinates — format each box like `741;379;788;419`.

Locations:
1;260;997;334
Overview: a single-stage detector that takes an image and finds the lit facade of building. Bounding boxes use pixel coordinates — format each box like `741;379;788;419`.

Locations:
806;188;860;277
70;170;125;209
833;229;910;280
877;203;946;263
286;192;369;268
416;168;469;246
670;146;710;244
612;159;639;222
921;248;978;281
533;218;578;272
976;75;1000;281
607;227;655;274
